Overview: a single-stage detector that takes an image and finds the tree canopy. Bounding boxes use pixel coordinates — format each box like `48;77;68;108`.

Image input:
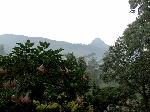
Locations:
101;3;150;110
0;40;90;111
129;0;150;14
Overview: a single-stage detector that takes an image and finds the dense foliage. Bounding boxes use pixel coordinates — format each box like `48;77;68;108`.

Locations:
129;0;150;14
0;40;90;112
101;0;150;111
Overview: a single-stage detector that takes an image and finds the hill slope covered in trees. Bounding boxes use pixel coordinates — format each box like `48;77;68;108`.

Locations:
0;34;108;59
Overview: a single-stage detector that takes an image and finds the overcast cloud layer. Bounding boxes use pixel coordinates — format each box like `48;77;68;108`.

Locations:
0;0;137;45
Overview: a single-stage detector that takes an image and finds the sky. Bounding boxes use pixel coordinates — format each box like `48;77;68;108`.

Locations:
0;0;137;45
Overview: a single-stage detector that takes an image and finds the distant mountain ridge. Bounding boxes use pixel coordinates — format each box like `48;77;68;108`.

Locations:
0;34;109;59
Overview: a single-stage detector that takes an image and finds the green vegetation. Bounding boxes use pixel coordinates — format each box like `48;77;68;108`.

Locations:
101;0;150;111
0;0;149;111
0;40;90;111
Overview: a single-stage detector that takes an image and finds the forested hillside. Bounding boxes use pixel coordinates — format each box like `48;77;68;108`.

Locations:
0;34;108;59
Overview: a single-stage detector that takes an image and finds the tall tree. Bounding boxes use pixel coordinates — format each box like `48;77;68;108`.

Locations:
87;56;100;86
101;5;150;111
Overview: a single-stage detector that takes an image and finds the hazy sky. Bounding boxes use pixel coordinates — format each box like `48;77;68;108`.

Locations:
0;0;137;45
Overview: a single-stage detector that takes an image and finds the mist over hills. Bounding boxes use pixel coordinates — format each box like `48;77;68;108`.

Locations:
0;34;109;59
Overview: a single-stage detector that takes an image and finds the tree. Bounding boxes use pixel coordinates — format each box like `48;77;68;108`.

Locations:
0;40;90;111
101;1;150;110
129;0;150;14
101;12;150;110
0;45;5;55
100;1;150;110
86;56;101;86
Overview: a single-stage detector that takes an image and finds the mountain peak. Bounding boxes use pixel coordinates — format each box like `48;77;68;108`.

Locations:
90;38;106;48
